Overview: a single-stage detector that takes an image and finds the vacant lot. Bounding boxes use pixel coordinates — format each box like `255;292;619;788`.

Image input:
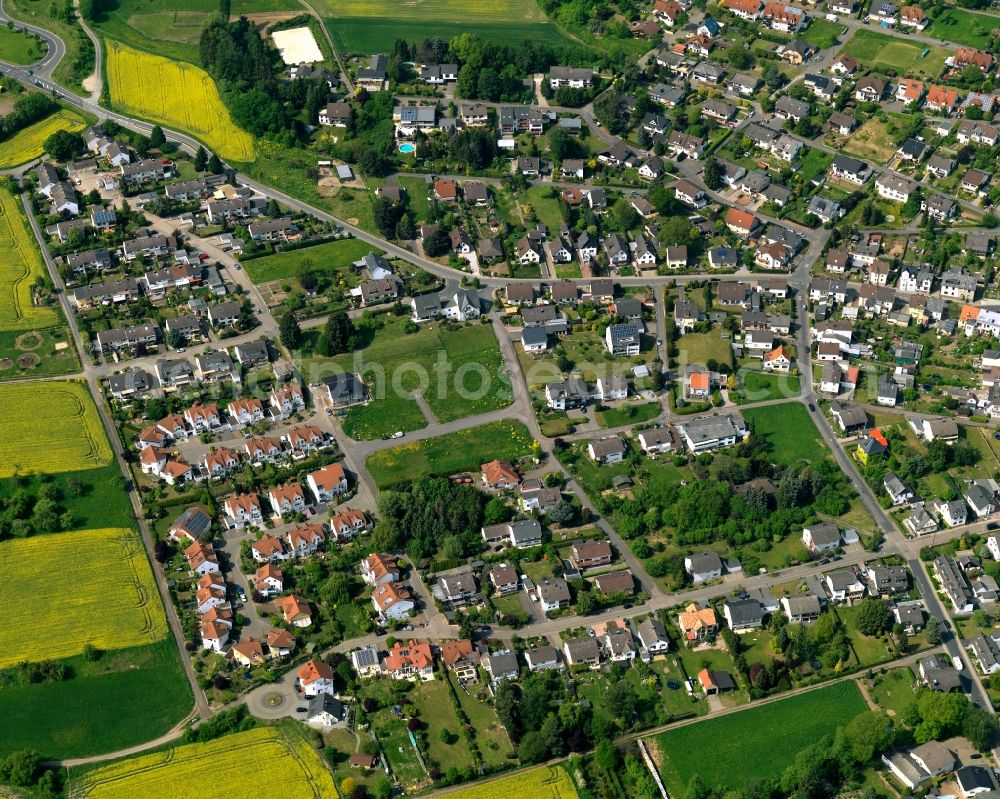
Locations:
0;381;112;477
737;370;801;403
367;420;536;487
0;528;166;666
0;24;46;63
73;726;336;799
743;401;824;465
677;330;734;368
0;187;61;330
308;319;512;433
0;639;190;759
653;682;867;796
842;30;948;79
925;7;994;48
106;42;255;161
319;0;574;52
440;766;579;799
800;18;842;49
242;239;375;284
843;118;897;164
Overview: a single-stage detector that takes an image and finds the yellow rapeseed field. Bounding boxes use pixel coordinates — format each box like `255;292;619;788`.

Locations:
0;187;60;331
0;108;88;169
74;727;338;799
0;381;112;477
440;766;580;799
106;42;255;162
0;528;166;668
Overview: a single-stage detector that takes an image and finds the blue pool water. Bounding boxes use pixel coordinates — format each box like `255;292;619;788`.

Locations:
398;143;415;154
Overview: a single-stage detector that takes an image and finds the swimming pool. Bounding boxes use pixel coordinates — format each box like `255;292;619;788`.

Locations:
398;142;415;154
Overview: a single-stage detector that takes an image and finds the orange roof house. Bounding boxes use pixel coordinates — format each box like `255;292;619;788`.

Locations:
481;459;520;488
297;657;334;687
678;602;718;640
869;427;889;447
274;595;312;627
434;179;458;201
231;637;266;666
926;85;959;112
384;640;434;679
725;207;758;236
688;372;710;393
960;304;981;323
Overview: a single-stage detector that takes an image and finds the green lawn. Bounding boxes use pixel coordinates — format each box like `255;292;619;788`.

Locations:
525;184;567;232
836;604;897;666
868;667;916;717
560;440;632;495
597;401;662;428
796;148;834;187
367;420;537;487
411;679;475;773
0;461;134;532
841;29;949;79
306;318;512;429
0;23;46;63
925;7;994;48
0;326;81;379
653;681;867;796
447;674;515;767
800;18;842;49
394;176;432;223
0;639;191;759
242;239;376;284
742;402;825;466
737;371;801;404
5;0;93;93
677;331;734;368
341;391;428;441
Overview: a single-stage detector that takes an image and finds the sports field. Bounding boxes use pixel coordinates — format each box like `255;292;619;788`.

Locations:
653;682;867;796
440;766;579;799
0;381;113;477
0;108;89;169
319;0;576;52
74;726;337;799
106;41;255;162
0;527;166;667
367;419;536;487
0;187;61;332
841;29;949;79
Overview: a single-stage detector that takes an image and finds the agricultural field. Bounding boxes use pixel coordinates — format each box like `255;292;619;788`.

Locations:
72;726;337;799
0;23;46;64
0;108;89;169
0;187;61;332
242;238;376;284
318;0;576;53
652;682;868;796
743;401;825;466
0;638;191;759
91;0;298;61
366;419;537;487
307;318;512;435
106;42;256;162
0;381;112;477
841;30;949;79
438;765;579;799
0;528;166;667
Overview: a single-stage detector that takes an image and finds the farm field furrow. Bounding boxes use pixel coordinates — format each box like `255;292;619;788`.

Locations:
436;766;579;799
0;381;113;476
0;187;61;331
73;726;338;799
0;109;89;169
0;527;167;667
105;41;256;162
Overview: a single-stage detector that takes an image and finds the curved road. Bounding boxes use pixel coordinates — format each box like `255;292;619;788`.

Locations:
0;0;65;78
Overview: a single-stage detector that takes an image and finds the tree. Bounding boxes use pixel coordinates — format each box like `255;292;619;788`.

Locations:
208;153;223;174
702;157;722;190
219;0;231;19
396;214;416;240
423;226;451;257
149;125;166;148
373;196;403;238
855;597;893;636
43;129;84;161
547;499;575;525
963;704;997;751
843;711;895;764
279;312;302;349
194;146;208;171
317;311;355;356
516;730;549;764
925;616;942;644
